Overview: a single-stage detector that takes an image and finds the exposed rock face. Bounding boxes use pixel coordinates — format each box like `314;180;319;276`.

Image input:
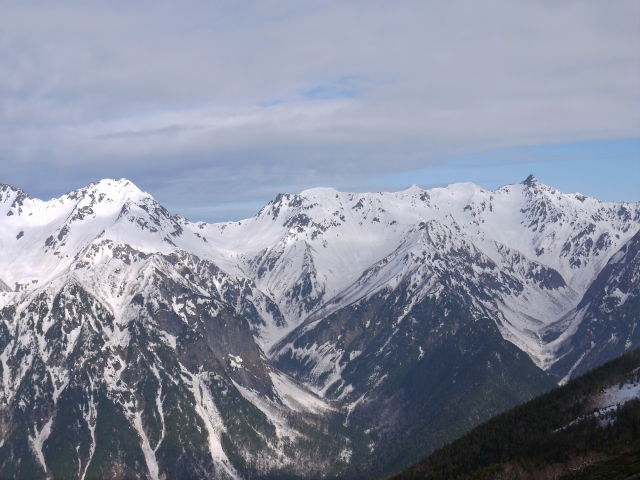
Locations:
547;229;640;382
0;250;341;479
0;176;638;478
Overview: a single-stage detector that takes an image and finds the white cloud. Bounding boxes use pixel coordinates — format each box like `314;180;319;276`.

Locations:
0;0;638;219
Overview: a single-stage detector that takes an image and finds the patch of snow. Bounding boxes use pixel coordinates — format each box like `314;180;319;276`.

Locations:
556;380;640;433
65;324;83;355
150;365;166;452
29;417;53;474
338;448;352;463
344;393;366;426
51;372;69;403
81;384;97;480
133;411;160;480
160;331;177;350
231;380;299;443
229;355;243;370
269;370;333;415
609;249;626;264
559;349;590;386
596;382;640;408
189;371;238;479
337;383;354;401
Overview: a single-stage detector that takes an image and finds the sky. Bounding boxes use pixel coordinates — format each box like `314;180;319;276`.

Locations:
0;0;639;223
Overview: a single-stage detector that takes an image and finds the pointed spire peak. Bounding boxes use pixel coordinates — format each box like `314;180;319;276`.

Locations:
521;174;538;187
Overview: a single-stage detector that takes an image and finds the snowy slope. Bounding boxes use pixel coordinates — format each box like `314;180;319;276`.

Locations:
2;175;638;357
546;229;640;381
198;175;639;358
1;175;638;479
286;218;581;371
0;180;287;346
0;240;338;478
0;179;264;283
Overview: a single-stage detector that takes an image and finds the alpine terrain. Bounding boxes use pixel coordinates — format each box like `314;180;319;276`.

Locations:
392;346;640;480
0;175;638;478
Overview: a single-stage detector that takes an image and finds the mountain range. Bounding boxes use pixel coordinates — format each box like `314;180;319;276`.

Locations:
0;175;638;478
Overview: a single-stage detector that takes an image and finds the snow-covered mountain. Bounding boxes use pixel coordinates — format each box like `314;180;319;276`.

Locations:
199;174;637;365
0;175;638;478
547;228;640;382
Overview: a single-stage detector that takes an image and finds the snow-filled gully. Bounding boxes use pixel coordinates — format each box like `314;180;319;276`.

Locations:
0;176;638;478
186;367;238;479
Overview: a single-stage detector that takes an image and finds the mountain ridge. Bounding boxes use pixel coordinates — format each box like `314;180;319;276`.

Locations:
2;175;639;374
0;175;638;478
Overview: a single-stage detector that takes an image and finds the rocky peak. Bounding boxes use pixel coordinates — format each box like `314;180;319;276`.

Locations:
521;174;539;188
0;184;31;208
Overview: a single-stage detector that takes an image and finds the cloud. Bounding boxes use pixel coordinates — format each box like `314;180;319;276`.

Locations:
0;0;638;220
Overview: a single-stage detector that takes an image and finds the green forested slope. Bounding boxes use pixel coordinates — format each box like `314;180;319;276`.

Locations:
389;347;640;480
